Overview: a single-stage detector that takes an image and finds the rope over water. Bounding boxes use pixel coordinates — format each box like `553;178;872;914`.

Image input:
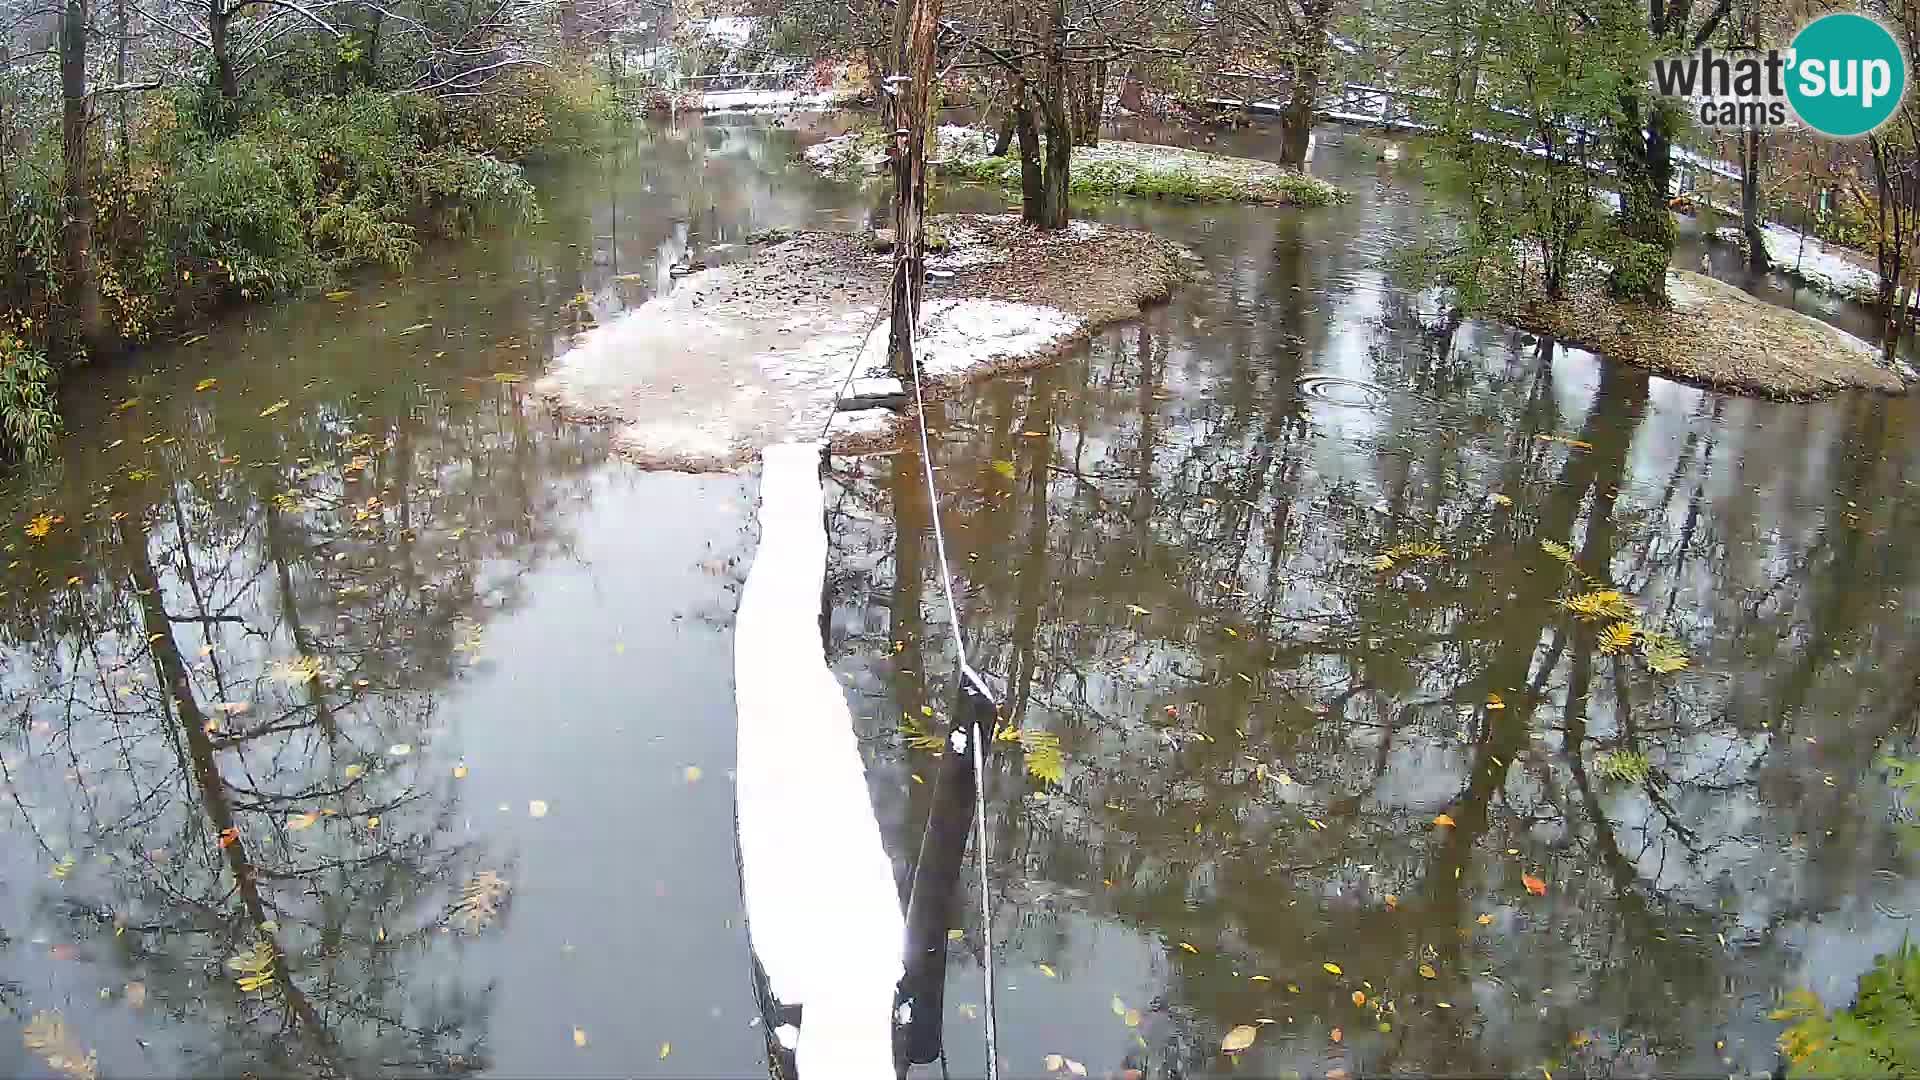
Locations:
901;276;1001;1080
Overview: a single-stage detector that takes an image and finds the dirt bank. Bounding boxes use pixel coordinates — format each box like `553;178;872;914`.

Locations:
536;215;1190;470
1496;268;1909;401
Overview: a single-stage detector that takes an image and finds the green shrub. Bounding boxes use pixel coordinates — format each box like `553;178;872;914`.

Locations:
1778;941;1920;1076
0;324;59;465
1606;237;1671;306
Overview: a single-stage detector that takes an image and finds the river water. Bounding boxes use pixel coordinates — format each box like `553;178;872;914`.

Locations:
1;114;1915;1078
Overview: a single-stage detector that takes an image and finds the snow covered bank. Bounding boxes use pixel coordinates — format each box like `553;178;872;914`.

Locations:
1707;223;1913;309
535;216;1189;470
803;125;1343;206
699;87;853;113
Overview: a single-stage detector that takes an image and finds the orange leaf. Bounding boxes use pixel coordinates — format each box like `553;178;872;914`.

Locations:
1330;1027;1343;1044
217;827;240;848
1433;813;1456;828
1351;991;1366;1007
1522;873;1547;896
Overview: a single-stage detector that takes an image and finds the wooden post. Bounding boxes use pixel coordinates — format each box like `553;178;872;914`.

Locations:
895;672;996;1069
886;0;940;380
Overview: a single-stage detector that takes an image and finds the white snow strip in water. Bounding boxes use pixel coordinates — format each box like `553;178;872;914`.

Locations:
735;442;903;1078
700;88;841;112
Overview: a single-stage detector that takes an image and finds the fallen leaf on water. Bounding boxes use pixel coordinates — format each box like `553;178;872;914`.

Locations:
1323;962;1343;976
949;929;965;941
1221;1024;1258;1052
1486;692;1506;710
325;290;352;301
659;1042;670;1059
1433;813;1456;828
287;812;319;831
258;400;290;418
1351;991;1366;1007
1331;1027;1343;1043
1419;963;1437;979
218;827;240;849
125;982;146;1008
365;816;380;828
194;378;218;392
958;1003;978;1019
684;765;703;783
1477;913;1494;925
1492;493;1514;507
1038;963;1057;978
388;744;412;757
1179;942;1199;954
572;1027;587;1048
1126;604;1150;616
1523;873;1548;896
1535;433;1595;450
1066;1060;1087;1077
1045;1054;1065;1072
344;764;364;780
528;800;549;818
1113;996;1127;1017
1437;1001;1453;1008
491;372;525;383
991;459;1016;479
397;322;432;336
1384;893;1398;910
453;763;468;779
1124;1008;1141;1027
1250;974;1271;982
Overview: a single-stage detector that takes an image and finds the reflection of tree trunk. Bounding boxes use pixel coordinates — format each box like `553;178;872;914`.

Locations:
117;514;344;1075
1007;379;1057;721
260;483;338;736
892;452;930;714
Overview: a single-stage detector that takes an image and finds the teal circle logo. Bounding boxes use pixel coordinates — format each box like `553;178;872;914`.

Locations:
1786;13;1907;137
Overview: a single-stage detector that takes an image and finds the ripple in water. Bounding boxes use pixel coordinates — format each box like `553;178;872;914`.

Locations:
1297;375;1389;409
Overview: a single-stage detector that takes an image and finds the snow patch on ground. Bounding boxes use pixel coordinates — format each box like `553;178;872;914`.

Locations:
735;441;903;1077
912;298;1086;379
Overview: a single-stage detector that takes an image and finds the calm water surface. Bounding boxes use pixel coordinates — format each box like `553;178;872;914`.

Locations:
1;115;1915;1079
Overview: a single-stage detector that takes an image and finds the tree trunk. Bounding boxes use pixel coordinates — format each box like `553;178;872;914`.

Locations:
1277;2;1330;167
1741;126;1768;272
1069;61;1104;146
885;0;940;378
210;0;239;117
992;108;1014;157
1013;91;1044;226
60;0;106;359
114;0;128;173
1028;0;1071;230
1608;92;1675;303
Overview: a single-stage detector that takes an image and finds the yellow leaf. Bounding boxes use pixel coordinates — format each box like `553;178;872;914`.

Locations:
287;812;319;831
1419;963;1437;979
991;459;1016;479
528;800;549;818
1113;996;1127;1017
1250;974;1271;982
1491;493;1513;507
325;290;352;301
659;1042;670;1059
387;743;412;757
949;929;965;941
1125;604;1150;616
573;1027;588;1048
1180;942;1199;954
1045;1054;1066;1072
1221;1024;1258;1052
1597;621;1641;655
1323;962;1343;976
1039;963;1057;978
194;378;218;392
491;372;525;384
1124;1008;1141;1027
685;765;703;783
258;400;290;418
1486;692;1506;710
1477;913;1494;925
1433;813;1456;827
453;763;469;779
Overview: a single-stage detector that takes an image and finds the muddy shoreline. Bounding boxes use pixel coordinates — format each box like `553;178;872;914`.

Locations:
1496;268;1909;401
